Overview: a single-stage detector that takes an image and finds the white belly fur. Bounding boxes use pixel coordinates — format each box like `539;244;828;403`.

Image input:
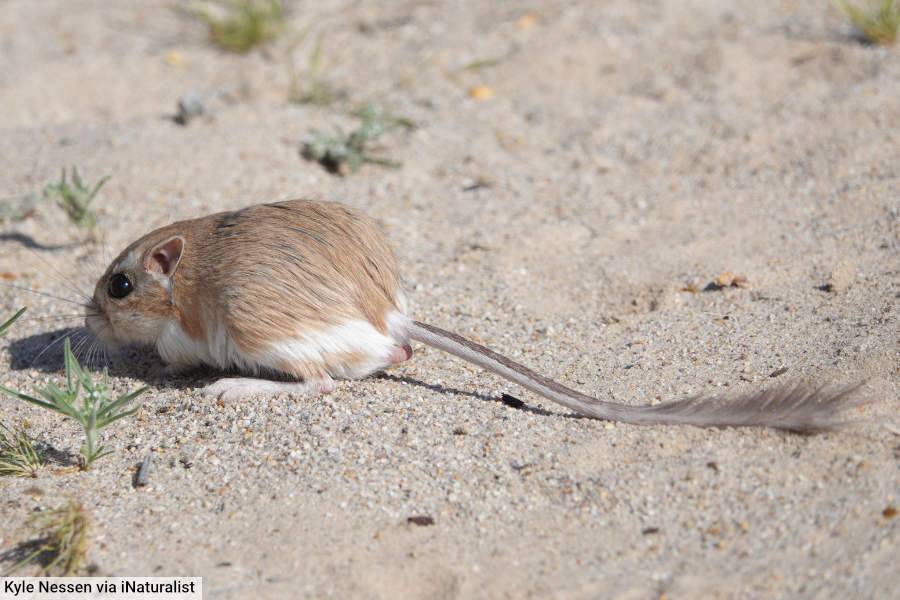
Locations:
156;311;412;380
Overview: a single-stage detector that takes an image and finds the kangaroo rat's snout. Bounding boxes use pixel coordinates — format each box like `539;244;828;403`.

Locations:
88;199;864;431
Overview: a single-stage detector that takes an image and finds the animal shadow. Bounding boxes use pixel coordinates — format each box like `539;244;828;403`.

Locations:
5;328;225;391
6;331;582;418
7;327;156;380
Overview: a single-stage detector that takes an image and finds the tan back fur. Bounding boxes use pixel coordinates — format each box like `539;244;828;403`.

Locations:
93;200;404;355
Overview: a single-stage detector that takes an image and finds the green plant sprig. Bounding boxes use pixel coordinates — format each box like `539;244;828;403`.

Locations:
5;500;89;576
0;423;44;478
838;0;900;45
0;307;26;337
192;0;285;53
0;339;147;469
302;105;407;175
288;34;345;106
0;308;46;477
43;167;109;231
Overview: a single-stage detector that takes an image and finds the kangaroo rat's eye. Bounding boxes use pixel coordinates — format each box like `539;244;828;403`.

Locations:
108;273;133;299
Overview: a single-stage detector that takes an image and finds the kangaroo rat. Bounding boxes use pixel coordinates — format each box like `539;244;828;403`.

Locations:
86;200;861;431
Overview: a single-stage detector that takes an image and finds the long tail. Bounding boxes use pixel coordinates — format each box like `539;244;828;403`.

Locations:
407;321;865;432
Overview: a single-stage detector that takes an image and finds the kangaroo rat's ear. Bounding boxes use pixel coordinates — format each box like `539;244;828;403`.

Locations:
144;236;185;276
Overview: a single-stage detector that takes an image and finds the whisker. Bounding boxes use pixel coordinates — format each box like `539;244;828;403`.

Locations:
84;336;107;373
79;241;108;285
100;229;112;271
86;337;101;369
13;314;96;323
30;331;74;367
0;282;92;308
93;340;108;371
88;340;99;369
74;332;98;371
21;246;93;303
100;343;111;370
81;337;95;368
72;331;91;362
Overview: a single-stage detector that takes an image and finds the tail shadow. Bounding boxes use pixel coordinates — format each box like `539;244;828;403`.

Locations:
375;372;579;419
0;232;83;252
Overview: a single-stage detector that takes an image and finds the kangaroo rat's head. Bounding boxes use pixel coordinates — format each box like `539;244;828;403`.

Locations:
87;229;186;348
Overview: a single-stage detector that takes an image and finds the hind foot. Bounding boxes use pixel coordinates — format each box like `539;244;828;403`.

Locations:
201;377;335;402
389;344;413;365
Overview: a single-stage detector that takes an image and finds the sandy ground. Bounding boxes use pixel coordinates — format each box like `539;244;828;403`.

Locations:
0;0;898;598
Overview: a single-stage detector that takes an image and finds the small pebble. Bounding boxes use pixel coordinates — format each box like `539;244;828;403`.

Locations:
822;262;855;294
174;92;206;126
134;455;153;488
